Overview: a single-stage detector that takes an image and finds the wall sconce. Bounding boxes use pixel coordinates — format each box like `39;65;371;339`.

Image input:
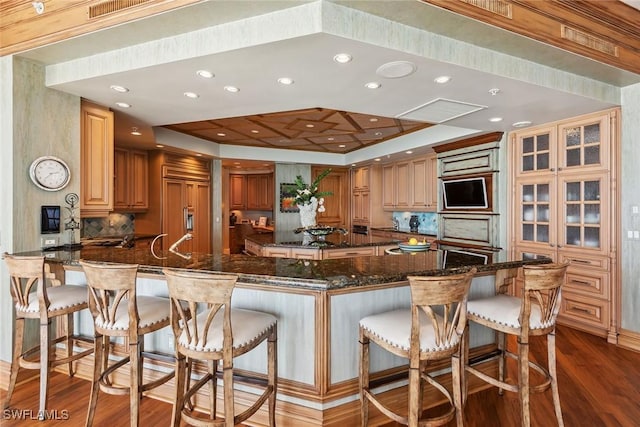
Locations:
131;127;141;136
32;2;45;14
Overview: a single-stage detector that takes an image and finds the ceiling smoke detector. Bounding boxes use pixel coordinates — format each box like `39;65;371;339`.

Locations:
376;61;416;79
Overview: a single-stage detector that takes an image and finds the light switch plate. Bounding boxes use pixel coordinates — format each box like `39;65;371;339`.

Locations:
41;236;58;247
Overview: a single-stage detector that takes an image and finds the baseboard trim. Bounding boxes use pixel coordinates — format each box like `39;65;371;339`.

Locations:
617;328;640;353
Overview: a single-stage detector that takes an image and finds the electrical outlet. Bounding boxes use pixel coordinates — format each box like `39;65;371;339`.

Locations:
635;231;640;240
167;333;174;351
41;237;58;247
628;230;634;239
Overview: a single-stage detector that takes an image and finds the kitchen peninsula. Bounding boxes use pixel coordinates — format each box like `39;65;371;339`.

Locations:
25;245;548;426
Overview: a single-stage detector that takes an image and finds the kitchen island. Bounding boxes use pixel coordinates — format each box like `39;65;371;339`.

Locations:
28;246;548;426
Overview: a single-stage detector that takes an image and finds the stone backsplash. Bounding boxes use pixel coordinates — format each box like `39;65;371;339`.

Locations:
391;211;438;235
82;213;134;238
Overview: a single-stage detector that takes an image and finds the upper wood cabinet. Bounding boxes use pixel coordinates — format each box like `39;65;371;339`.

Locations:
382;154;437;212
80;100;113;217
246;174;274;210
113;147;148;212
230;173;274;211
230;174;246;210
352;164;385;226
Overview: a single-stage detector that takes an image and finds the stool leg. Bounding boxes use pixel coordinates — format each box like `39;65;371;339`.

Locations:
548;331;564;427
130;340;141;427
452;347;465;427
38;319;51;419
171;352;186;427
66;313;75;377
461;323;469;406
223;362;234;427
86;333;104;427
408;365;421;426
498;331;506;396
518;338;531;427
208;360;217;420
4;317;25;409
359;329;369;427
268;327;277;427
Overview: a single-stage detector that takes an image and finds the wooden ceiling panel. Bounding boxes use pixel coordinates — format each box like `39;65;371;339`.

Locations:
162;107;432;154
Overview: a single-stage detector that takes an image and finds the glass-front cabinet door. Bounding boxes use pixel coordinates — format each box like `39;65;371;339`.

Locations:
513;127;556;177
514;178;557;248
558;172;609;256
558;114;609;173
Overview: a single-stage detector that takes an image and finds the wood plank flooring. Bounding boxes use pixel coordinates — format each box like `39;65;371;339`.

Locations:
1;326;639;426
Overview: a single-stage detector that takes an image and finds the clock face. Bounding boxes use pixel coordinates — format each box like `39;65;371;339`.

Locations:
29;156;71;191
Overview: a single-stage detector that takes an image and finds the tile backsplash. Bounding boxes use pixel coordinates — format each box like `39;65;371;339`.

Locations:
392;212;438;235
82;213;134;238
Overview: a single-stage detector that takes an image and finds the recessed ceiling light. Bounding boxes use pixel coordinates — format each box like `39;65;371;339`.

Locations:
512;120;533;128
196;70;214;78
251;130;259;133
489;88;500;96
195;153;202;157
489;117;503;122
156;144;164;148
306;124;314;128
233;162;241;165
405;150;413;154
131;127;141;136
183;91;199;99
369;118;379;122
333;53;352;63
224;85;239;93
327;137;334;141
374;131;383;136
434;75;451;84
374;158;381;162
338;144;346;148
110;85;129;93
365;82;381;89
217;133;226;137
115;102;131;108
277;77;294;85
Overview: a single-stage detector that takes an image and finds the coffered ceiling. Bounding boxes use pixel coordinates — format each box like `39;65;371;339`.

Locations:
164;108;433;154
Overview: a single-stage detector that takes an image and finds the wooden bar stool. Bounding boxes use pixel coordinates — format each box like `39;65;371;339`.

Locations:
162;268;277;427
80;261;175;427
359;267;476;427
3;253;93;418
464;262;569;427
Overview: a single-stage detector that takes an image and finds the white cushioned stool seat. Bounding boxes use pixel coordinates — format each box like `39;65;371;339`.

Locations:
467;294;551;330
359;308;458;352
17;284;88;313
180;308;277;352
94;295;171;331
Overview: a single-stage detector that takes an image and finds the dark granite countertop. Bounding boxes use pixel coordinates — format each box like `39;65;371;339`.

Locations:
245;230;401;249
24;246;551;291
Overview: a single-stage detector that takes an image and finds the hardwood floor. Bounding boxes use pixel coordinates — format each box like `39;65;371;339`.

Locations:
1;326;639;426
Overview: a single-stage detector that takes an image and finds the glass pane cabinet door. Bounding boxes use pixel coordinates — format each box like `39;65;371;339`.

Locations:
559;173;608;254
558;115;609;172
515;129;555;176
516;179;556;246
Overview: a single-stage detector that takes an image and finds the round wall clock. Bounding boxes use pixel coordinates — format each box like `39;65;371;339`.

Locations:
29;156;71;192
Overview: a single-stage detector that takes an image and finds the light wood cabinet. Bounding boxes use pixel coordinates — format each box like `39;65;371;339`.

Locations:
80;100;113;217
352;165;385;226
382;154;437;212
322;246;376;259
230;174;246;210
510;108;618;340
114;147;148;211
261;246;321;260
246;174;274;210
230;173;274;211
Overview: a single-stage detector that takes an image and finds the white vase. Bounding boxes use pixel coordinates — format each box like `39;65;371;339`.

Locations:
298;197;318;228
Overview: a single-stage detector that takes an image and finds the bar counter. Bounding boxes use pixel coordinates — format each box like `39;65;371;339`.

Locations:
21;245;548;426
33;244;548;290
